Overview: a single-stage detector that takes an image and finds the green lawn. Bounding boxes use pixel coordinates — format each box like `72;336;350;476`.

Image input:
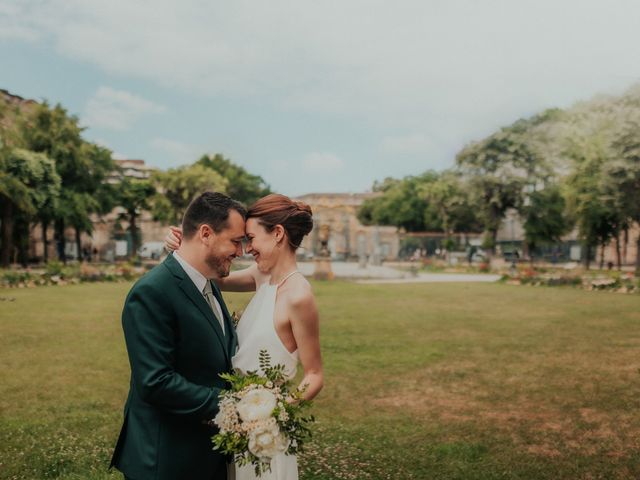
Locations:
1;280;639;479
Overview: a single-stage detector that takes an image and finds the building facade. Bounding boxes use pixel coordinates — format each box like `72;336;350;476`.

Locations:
294;193;400;262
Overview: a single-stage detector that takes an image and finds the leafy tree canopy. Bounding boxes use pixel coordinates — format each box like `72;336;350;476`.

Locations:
197;153;270;206
152;163;228;225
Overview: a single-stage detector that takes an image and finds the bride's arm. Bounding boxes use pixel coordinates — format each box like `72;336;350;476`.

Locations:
289;292;324;401
215;264;259;292
164;226;258;292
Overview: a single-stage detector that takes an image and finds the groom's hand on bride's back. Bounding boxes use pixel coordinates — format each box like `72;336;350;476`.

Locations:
164;226;183;252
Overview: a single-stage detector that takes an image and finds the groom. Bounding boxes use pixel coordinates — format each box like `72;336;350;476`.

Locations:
111;192;246;480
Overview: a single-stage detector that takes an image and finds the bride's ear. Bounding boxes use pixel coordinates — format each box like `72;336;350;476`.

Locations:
274;224;286;244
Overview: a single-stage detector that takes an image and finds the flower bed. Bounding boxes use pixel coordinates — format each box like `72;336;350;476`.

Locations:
502;269;639;293
0;261;148;288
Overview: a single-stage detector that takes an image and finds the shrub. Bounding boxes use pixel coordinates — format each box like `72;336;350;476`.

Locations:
79;263;103;282
1;270;32;287
0;261;146;288
45;260;65;277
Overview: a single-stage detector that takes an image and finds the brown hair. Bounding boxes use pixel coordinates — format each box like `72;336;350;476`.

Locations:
182;191;247;239
247;194;313;250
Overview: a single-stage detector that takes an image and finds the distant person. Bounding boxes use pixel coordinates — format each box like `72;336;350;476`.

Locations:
467;245;477;265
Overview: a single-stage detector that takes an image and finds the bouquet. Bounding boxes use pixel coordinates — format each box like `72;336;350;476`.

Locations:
211;350;315;476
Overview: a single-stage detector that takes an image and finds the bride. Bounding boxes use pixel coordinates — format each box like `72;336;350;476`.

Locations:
165;193;324;480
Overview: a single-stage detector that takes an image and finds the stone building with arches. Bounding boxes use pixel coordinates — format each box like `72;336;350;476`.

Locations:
294;193;400;263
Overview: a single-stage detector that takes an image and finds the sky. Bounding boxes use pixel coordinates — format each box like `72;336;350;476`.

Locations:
2;0;640;196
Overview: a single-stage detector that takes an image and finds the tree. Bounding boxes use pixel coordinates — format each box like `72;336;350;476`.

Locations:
420;170;480;243
521;185;570;262
358;172;441;231
604;120;640;273
69;142;116;257
21;102;87;261
152;163;228;225
197;153;270;205
564;136;620;270
117;178;156;258
21;104;116;261
0;148;60;267
456;128;541;255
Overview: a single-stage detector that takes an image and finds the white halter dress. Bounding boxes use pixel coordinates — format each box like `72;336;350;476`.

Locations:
232;271;301;480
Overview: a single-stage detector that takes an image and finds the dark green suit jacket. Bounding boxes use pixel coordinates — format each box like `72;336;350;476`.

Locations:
111;254;238;480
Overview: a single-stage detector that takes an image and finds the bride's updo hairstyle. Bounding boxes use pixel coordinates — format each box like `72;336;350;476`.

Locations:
247;194;313;250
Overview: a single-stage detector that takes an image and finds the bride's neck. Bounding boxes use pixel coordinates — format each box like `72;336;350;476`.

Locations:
269;249;298;284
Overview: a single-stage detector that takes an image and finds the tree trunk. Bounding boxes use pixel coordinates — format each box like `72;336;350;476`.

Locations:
623;227;629;265
443;215;450;265
523;241;530;264
485;228;498;259
599;243;605;270
615;234;621;271
1;200;14;268
55;219;66;264
584;243;591;270
42;220;49;263
636;234;640;276
15;220;29;268
129;211;138;259
75;227;82;262
492;229;498;256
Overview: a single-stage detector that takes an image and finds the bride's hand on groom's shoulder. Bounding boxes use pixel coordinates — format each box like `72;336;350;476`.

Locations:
164;226;183;252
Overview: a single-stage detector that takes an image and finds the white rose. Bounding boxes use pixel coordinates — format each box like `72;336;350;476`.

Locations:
236;388;277;422
247;423;289;459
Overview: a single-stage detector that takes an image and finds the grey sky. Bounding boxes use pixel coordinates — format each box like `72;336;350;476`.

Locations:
1;0;639;195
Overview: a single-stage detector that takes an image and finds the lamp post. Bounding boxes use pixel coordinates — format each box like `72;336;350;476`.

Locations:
509;212;517;276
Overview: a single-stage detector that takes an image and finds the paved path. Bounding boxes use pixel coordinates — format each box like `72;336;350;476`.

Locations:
293;261;502;283
297;261;404;279
356;273;502;284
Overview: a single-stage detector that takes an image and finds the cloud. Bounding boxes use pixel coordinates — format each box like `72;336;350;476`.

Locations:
302;152;344;173
4;0;640;178
0;3;39;41
83;86;165;131
5;0;640;130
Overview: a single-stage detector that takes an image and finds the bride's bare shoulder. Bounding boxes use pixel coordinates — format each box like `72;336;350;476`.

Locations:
285;274;315;308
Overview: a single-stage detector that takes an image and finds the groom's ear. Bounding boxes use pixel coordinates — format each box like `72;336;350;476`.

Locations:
198;224;216;244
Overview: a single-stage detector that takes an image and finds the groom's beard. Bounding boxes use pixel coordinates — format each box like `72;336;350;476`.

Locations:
205;251;231;278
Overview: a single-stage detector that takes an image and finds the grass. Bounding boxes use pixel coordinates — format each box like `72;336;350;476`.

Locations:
1;281;639;479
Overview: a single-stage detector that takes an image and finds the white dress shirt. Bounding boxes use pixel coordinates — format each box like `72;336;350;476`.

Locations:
173;251;225;334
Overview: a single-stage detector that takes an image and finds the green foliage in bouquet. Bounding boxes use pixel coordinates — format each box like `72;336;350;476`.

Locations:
212;350;315;476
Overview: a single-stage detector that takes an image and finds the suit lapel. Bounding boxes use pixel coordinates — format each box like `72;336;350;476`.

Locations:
163;255;229;363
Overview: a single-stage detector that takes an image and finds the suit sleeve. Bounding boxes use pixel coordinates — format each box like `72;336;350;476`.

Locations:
122;282;221;419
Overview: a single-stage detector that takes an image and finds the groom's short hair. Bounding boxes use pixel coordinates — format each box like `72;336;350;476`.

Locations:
182;192;246;239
